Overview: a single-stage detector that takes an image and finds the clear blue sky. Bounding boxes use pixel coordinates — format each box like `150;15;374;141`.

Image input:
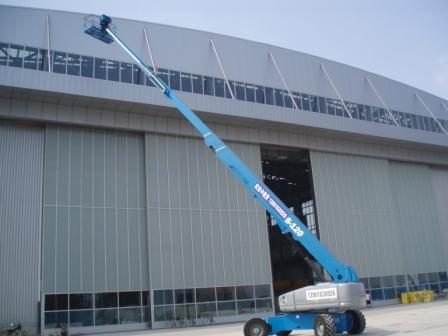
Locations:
1;0;447;100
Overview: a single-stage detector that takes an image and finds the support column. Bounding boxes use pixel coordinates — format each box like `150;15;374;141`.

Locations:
268;50;299;110
143;27;157;71
415;93;448;134
365;76;400;127
210;39;235;99
46;15;51;72
320;63;352;118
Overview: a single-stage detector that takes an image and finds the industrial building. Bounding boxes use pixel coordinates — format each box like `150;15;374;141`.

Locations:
0;5;447;335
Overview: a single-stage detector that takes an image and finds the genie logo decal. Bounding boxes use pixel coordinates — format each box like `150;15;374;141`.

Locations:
254;183;304;237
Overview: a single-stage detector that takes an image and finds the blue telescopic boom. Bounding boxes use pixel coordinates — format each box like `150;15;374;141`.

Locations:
85;15;359;283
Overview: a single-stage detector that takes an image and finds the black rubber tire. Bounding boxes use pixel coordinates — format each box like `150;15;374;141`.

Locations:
276;331;292;336
244;318;271;336
347;310;366;334
314;314;336;336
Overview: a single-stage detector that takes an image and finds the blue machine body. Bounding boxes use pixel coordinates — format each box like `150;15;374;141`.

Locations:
84;15;362;335
267;312;350;335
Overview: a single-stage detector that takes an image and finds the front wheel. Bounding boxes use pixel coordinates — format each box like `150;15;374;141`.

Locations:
244;318;271;336
347;310;366;334
314;314;336;336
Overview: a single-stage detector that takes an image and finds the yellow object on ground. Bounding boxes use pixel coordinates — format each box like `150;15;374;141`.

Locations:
401;290;434;304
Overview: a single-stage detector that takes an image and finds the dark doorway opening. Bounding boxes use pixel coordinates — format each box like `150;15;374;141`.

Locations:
261;146;319;309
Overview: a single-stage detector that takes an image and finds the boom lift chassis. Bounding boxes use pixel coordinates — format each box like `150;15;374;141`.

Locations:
84;15;367;336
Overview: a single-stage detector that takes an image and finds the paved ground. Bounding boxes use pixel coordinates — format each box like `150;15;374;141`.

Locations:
97;300;448;336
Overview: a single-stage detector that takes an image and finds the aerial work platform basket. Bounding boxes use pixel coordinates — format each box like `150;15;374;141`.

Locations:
84;14;116;44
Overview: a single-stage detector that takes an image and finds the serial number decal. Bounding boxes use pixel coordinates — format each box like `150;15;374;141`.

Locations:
254;183;304;237
305;288;338;301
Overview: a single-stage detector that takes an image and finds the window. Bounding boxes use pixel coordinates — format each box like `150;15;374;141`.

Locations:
133;64;144;85
214;78;225;97
218;301;236;316
395;275;406;286
38;49;50;71
70;310;94;326
197;303;216;318
145;66;155;87
236;286;254;300
154;290;174;305
235;82;245;101
292;92;302;110
369;277;382;288
237;300;255;314
67;53;80;76
265;87;275;105
405;113;413;128
245;84;255;102
23;47;38;70
203;76;214;96
169;70;180;91
45;312;68;328
301;94;310;111
371;106;380;122
94;58;107;79
8;44;24;68
95;292;118;308
326;99;335;115
274;89;284;107
120;62;132;83
45;294;68;311
52;51;67;74
378;108;388;124
107;60;119;81
175;288;195;304
255;85;265;104
0;42;7;65
310;95;319;112
69;293;93;309
411;114;418;130
357;104;366;120
334;100;344;117
95;309;118;325
283;91;293;108
119;291;141;307
429;118;437;132
157;68;169;85
382;276;394;288
255;299;272;313
81;56;93;78
196;288;216;302
192;74;203;94
225;80;235;98
318;96;327;114
216;287;235;301
254;285;271;298
181;72;192;92
366;106;372;121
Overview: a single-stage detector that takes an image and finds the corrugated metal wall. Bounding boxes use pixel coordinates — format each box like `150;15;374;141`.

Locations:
0;121;44;327
310;151;447;277
430;167;448;268
145;133;272;290
389;161;446;274
42;126;148;293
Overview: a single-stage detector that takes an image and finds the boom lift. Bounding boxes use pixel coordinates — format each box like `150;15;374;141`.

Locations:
84;15;367;336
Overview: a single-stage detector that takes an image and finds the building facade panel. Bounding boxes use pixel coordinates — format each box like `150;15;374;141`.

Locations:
42;126;148;294
144;133;271;291
389;161;446;274
0;121;44;326
430;166;448;266
311;150;448;298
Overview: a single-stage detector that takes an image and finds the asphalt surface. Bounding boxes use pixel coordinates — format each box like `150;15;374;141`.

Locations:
94;300;448;336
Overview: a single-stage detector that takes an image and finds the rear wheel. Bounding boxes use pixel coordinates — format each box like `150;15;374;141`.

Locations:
314;314;336;336
347;310;366;334
244;318;271;336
